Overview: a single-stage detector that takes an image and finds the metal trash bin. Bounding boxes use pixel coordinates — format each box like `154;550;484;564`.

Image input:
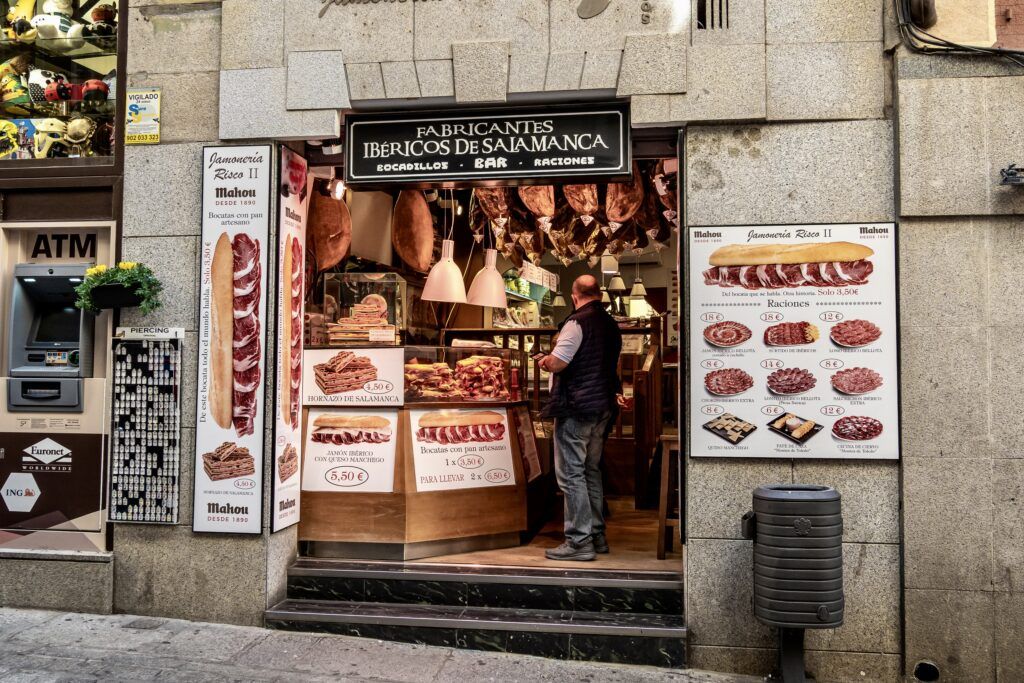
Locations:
742;484;843;682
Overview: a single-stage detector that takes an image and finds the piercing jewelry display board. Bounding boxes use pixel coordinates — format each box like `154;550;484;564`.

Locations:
108;328;183;523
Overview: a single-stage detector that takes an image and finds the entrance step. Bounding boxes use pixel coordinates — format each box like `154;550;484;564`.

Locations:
286;558;684;614
265;598;687;668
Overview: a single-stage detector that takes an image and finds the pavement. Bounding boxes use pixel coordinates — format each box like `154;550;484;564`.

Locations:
0;608;759;683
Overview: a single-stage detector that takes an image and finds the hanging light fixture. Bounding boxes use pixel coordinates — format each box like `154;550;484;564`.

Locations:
467;248;507;308
552;291;567;307
630;257;647;298
600;253;618;274
600;286;611;304
423;190;467;303
608;272;627;293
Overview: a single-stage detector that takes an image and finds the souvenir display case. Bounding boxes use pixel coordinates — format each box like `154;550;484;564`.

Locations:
403;345;523;402
0;2;120;168
315;272;406;346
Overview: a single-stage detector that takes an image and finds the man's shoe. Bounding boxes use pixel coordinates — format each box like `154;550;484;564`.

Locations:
545;541;596;561
592;534;609;554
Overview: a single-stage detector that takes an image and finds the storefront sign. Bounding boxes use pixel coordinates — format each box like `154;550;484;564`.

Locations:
125;88;161;145
272;147;310;532
302;348;405;406
687;223;900;460
409;408;516;491
0;432;103;530
302;409;398;493
345;104;630;186
193;145;272;533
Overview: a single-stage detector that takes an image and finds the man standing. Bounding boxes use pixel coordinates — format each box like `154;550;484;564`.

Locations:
539;274;622;561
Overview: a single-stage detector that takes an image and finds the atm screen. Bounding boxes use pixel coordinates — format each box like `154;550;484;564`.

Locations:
32;307;80;345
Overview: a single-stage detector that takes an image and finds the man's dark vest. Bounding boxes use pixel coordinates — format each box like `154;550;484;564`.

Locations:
543;300;622;419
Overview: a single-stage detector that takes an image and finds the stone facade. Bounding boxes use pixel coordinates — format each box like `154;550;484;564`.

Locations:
1;1;1016;681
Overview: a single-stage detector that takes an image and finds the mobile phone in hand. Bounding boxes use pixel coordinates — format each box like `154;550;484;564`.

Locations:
531;352;546;361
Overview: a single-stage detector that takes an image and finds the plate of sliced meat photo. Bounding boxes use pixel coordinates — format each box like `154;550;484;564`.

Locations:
832;415;883;441
830;319;882;347
831;367;883;395
703;321;752;347
704;368;754;396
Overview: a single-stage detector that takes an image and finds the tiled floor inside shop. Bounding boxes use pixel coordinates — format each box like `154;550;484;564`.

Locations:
412;496;683;572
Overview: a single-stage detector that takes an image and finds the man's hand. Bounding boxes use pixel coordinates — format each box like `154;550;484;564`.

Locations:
539;354;569;373
616;394;628;408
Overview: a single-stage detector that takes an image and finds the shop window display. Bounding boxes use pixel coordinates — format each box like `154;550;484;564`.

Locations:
0;1;118;162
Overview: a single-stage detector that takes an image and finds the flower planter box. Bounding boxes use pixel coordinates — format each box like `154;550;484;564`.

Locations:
90;283;145;310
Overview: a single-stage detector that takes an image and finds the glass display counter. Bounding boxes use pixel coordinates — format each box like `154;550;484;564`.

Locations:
310;272;406;346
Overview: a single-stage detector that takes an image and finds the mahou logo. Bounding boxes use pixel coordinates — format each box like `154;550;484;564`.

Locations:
22;438;72;472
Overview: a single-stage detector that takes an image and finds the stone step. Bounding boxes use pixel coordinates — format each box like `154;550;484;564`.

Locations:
287;558;684;614
265;598;687;668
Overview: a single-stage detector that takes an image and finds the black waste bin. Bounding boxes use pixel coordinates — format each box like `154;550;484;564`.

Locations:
742;484;843;682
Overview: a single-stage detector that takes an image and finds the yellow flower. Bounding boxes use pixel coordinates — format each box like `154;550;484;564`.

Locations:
89;264;108;275
118;261;137;270
85;266;97;277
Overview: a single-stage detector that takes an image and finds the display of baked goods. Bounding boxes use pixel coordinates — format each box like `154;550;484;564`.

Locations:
416;410;506;444
405;360;460;398
202;442;255;481
702;413;757;444
832;415;883;441
703;321;752;347
768;412;824;445
277;444;298;482
704;368;754;396
831;367;883;395
454;355;509;400
314;351;378;395
310;414;392;445
830;319;881;347
702;242;874;289
764;322;820;346
766;367;816;395
327;302;394;344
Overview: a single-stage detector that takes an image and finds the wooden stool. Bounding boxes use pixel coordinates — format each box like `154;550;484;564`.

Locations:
657;435;680;559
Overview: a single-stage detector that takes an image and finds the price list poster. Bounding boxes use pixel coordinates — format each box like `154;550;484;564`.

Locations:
687;224;900;460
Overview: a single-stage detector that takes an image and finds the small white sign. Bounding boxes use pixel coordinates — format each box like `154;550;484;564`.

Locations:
409;408;516;492
303;348;404;406
125;88;161;145
302;409;398;493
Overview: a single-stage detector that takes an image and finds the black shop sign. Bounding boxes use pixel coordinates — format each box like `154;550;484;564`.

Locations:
344;103;631;186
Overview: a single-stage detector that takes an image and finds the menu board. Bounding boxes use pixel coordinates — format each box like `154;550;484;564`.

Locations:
409;408;516;491
302;348;404;406
271;147;310;532
193;145;272;533
688;223;899;460
302;409;398;493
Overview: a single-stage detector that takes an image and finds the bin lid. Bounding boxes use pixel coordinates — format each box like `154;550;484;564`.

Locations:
753;484;839;502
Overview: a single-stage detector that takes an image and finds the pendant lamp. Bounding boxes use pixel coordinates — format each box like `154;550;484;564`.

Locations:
467;248;507;308
608;273;627;293
600;253;618;274
630;277;647;298
600;286;611;304
422;239;467;303
552;291;567;307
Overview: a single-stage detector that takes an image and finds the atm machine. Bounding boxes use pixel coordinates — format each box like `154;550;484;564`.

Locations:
7;263;94;412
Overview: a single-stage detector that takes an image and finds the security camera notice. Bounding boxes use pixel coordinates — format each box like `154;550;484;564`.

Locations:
302;409;398;493
409;408;516;492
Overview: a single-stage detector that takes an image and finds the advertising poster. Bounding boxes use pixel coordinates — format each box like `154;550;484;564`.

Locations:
302;348;404;406
409;408;516;492
272;147;310;532
687;223;900;460
302;409;398;493
125;88;162;145
193;145;272;533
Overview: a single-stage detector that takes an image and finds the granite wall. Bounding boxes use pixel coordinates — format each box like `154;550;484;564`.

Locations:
102;1;1024;680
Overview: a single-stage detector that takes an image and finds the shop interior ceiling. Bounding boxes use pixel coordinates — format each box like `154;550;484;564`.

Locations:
305;157;679;282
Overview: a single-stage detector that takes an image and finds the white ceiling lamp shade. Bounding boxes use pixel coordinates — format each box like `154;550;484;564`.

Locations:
600;253;618;274
607;273;627;292
600;286;611;304
467;248;507;308
630;277;647;298
552;292;567;307
422;239;467;303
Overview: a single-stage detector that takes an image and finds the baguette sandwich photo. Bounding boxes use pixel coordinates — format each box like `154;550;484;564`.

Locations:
416;410;506;445
702;241;873;290
209;232;262;437
310;414;392;445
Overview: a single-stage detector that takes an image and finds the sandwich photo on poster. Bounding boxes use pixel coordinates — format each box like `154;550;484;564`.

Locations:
409;408;516;492
272;146;310;532
302;409;398;493
193;145;272;534
687;223;900;461
302;347;404;406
